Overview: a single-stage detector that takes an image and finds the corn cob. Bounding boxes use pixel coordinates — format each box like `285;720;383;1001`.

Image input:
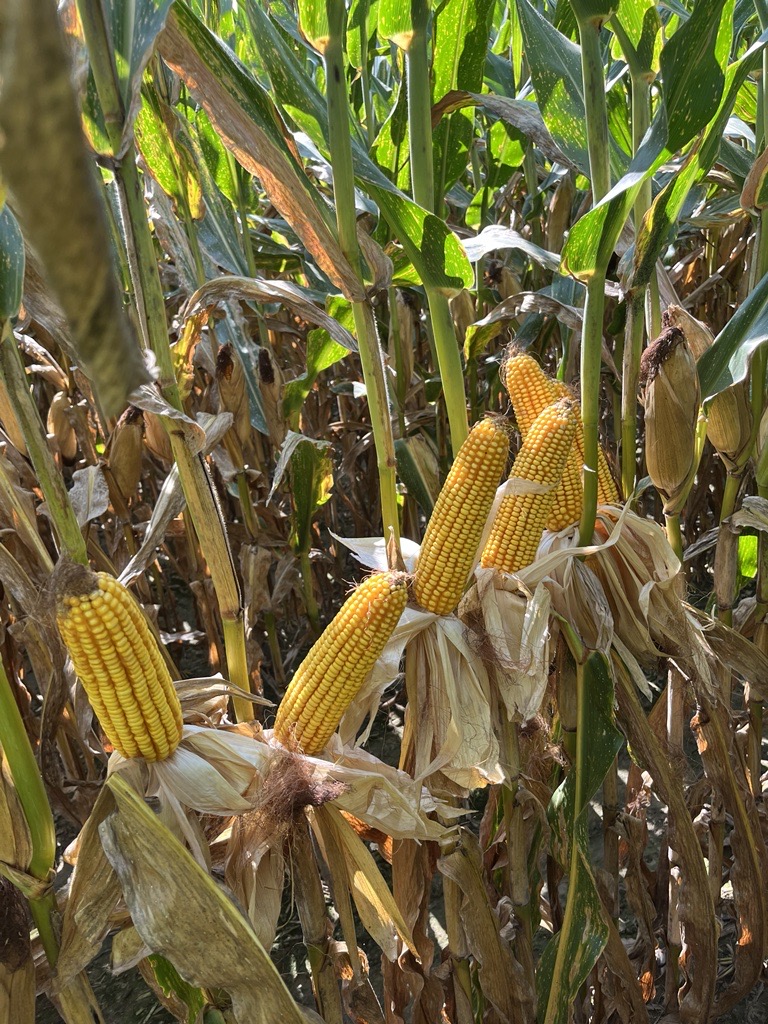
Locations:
551;381;619;510
413;416;510;615
502;350;555;435
481;399;578;573
53;564;182;761
274;572;407;754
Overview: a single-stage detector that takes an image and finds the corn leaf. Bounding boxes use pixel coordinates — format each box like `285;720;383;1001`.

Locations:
698;269;768;402
0;208;24;320
432;0;496;196
246;1;474;293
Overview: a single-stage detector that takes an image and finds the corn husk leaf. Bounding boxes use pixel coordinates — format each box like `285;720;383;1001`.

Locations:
225;824;284;952
314;804;418;961
100;774;306;1024
0;753;32;871
439;831;533;1023
0;879;34;1024
56;787;121;989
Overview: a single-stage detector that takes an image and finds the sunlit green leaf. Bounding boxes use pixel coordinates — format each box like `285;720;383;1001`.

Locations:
0;207;24;320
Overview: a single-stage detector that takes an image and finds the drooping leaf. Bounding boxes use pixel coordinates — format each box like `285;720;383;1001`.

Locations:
289;435;334;554
159;4;366;299
698;269;768;402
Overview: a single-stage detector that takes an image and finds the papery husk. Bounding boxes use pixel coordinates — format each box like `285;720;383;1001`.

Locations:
47;390;78;461
257;347;286;449
0;879;34;1024
706;380;753;471
143;411;173;464
107;406;144;499
460;569;552;725
401;621;504;793
641;326;700;515
0;752;33;871
662;305;714;361
216;343;251;447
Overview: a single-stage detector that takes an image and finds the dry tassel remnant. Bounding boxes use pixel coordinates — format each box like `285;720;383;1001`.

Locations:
274;572;408;754
413;416;510;615
481;398;579;573
53;563;183;761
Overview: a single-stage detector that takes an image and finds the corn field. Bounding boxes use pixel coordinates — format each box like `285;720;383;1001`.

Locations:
2;0;768;1021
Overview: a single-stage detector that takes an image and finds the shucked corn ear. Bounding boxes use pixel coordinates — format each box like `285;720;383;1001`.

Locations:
503;350;619;526
551;381;619;509
414;416;510;614
274;572;407;754
481;399;578;573
53;563;182;761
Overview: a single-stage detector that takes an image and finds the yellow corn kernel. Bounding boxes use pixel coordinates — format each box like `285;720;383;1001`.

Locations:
413;416;510;615
502;350;556;435
54;566;182;761
274;572;407;754
549;382;620;516
481;399;578;573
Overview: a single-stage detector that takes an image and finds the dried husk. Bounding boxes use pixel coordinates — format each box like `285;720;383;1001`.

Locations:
107;406;144;499
641;326;700;515
662;305;714;361
216;343;251;447
0;879;34;1024
0;372;27;455
47;390;78;461
706;380;752;471
257;346;286;449
143;411;173;464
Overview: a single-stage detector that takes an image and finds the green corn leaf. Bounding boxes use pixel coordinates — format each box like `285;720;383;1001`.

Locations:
283;299;351;427
246;1;473;293
144;954;207;1024
107;0;175;129
160;4;365;300
378;0;416;50
297;0;331;52
738;534;758;580
432;0;496;196
515;0;590;175
537;651;623;1024
395;436;440;514
698;269;768;403
0;207;24;320
289;436;334;555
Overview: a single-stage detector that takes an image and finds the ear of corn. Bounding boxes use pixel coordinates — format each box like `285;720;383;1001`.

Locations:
502;350;555;436
54;565;182;761
550;381;619;515
413;416;510;615
481;399;578;573
274;572;407;754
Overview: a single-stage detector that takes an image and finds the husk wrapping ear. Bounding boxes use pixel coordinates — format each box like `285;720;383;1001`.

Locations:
641;325;700;515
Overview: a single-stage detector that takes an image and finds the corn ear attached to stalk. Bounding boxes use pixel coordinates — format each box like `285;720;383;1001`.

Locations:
640;325;700;516
551;380;619;511
413;416;510;615
665;306;752;472
481;399;579;573
274;572;407;754
53;563;182;761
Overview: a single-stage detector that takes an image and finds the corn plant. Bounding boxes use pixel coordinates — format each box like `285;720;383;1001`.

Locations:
1;0;768;1022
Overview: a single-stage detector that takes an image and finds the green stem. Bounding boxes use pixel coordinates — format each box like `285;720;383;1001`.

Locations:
577;18;611;203
664;513;683;562
578;273;606;544
543;658;588;1024
0;661;56;881
0;323;87;564
403;2;468;454
324;2;401;545
405;0;434;213
299;549;321;636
